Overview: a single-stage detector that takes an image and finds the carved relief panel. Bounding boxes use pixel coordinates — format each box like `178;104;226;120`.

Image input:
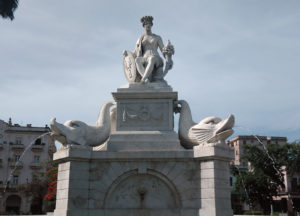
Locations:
116;99;174;131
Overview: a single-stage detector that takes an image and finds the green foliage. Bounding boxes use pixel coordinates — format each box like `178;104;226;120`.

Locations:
230;142;300;214
285;142;300;175
230;164;278;214
0;0;19;20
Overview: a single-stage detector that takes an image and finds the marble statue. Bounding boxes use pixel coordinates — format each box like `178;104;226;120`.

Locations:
50;101;115;146
175;100;235;149
123;16;174;83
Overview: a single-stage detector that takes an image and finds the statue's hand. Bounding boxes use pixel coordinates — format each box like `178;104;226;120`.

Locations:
162;40;175;56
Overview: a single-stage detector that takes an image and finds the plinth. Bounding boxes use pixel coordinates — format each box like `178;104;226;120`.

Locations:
53;83;234;216
107;83;182;151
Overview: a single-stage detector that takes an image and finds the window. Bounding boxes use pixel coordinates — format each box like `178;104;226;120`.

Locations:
230;177;233;186
13;176;18;185
14;155;20;162
32;173;41;180
35;138;41;145
243;140;246;144
34;155;40;163
16;137;22;145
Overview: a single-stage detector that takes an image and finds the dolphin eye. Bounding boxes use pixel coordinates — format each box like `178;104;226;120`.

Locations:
70;122;79;127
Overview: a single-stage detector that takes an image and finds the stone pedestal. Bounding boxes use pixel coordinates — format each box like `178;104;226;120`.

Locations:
54;143;233;216
53;83;234;216
107;83;182;151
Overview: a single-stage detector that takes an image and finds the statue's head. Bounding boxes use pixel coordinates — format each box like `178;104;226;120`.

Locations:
141;16;153;27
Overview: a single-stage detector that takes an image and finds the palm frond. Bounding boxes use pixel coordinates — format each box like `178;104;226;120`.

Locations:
0;0;19;20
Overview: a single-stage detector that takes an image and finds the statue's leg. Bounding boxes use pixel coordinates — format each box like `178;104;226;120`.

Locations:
135;57;146;77
141;56;156;82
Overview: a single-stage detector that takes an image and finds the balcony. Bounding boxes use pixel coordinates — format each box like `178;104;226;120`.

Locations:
2;184;18;192
31;144;44;152
8;160;23;169
278;189;288;195
30;162;43;170
10;143;25;151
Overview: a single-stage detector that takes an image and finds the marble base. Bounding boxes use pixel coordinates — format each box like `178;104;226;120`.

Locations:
106;131;182;151
53;83;234;216
53;143;234;216
118;82;173;92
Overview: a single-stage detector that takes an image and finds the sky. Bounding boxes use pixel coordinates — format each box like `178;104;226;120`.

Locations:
0;0;299;142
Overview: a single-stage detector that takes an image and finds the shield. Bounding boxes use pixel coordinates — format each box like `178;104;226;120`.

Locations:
123;50;141;83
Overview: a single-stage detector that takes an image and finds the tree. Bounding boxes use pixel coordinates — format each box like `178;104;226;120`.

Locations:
284;141;300;175
18;173;49;214
0;0;19;20
230;142;300;214
18;161;58;213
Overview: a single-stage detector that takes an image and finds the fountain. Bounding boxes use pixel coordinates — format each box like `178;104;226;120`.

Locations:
50;16;235;216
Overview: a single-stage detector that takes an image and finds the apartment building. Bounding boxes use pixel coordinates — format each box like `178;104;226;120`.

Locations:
228;135;300;214
0;118;56;214
228;135;287;167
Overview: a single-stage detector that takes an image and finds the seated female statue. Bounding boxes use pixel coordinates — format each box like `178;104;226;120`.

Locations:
123;16;174;84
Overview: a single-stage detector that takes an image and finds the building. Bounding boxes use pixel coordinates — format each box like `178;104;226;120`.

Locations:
229;135;287;167
274;167;300;214
228;135;300;214
0;118;56;214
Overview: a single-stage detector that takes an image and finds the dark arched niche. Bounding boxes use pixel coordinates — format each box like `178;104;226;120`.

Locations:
104;169;181;209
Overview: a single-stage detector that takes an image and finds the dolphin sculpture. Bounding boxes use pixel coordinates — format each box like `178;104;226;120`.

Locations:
175;100;235;149
50;101;116;147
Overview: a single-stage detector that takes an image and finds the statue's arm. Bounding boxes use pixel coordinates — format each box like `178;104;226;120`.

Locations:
133;40;139;57
133;35;144;58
